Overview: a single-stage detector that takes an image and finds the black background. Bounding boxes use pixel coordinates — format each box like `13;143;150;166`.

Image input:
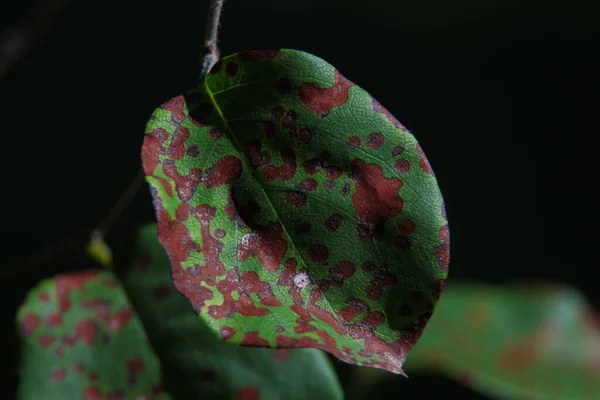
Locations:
1;0;597;398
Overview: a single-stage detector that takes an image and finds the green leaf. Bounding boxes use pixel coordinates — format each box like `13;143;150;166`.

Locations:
405;283;600;399
122;223;343;400
141;49;449;374
16;270;170;400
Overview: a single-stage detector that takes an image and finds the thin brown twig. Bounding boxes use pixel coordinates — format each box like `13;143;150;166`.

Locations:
200;0;226;78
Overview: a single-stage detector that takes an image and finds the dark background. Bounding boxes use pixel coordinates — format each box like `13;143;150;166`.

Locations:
1;0;597;398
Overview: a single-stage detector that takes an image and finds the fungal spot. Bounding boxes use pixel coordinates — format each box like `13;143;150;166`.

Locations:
298;71;354;117
309;244;329;263
416;144;434;175
209;127;223;140
298;178;318;192
293;272;310;288
204;156;243;188
395;159;411;173
325;213;342;231
392;145;405;156
366;132;384;149
263;150;297;181
347;136;361;148
298;128;313;144
285;190;307;207
186;145;199;157
214;228;226;238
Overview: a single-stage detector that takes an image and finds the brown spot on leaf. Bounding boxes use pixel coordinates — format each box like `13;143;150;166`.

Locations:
366;132;384;149
263;150;296;181
285;191;307;207
204;155;243;188
238;50;280;60
309;244;329;263
350;159;404;225
395;159;411;173
238;222;288;272
236;387;260;400
325;213;343;231
347;136;361;148
21;314;40;334
298;71;354;117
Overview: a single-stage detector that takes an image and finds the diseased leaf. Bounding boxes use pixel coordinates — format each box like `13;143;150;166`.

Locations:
405;283;600;399
16;270;170;400
122;223;343;400
141;49;449;374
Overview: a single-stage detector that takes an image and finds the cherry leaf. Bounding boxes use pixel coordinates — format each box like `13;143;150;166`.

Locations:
16;271;170;400
405;283;600;399
142;49;449;374
122;224;343;400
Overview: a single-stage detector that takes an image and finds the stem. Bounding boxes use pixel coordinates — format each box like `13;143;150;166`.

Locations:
93;169;145;238
200;0;226;78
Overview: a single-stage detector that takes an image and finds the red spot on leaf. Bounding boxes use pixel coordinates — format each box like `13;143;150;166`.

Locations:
55;271;100;312
395;159;411;173
298;178;318;192
285;191;307;207
238;50;280;60
416;144;434;175
298;128;312;144
241;272;282;307
107;309;133;332
46;312;62;327
162;161;202;202
51;369;65;381
162;95;187;124
38;292;50;302
298;71;354;117
220;326;235;340
204;155;243;188
309;244;329;263
21;314;40;334
84;387;103;400
237;222;287;273
166;126;189;160
325;213;343;231
244;139;271;167
75;320;97;345
241;331;269;347
304;151;330;175
350;159;404;225
38;334;55;348
236;387;260;400
126;357;144;374
347;136;361;148
263;150;296;181
366;132;384;149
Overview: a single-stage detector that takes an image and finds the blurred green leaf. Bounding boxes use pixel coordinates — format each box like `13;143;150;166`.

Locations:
16;270;170;400
404;282;600;400
121;223;344;400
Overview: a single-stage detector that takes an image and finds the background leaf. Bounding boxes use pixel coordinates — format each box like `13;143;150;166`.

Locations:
142;48;448;374
403;283;600;399
121;223;343;400
16;270;170;400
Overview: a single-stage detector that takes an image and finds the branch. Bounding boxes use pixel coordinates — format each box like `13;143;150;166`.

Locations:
200;0;226;78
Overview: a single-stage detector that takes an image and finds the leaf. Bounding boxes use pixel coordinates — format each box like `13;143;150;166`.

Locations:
404;283;600;400
141;49;449;374
16;270;170;400
121;223;343;400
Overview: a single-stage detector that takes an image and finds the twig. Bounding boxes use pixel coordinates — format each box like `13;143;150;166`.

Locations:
200;0;226;78
93;169;145;239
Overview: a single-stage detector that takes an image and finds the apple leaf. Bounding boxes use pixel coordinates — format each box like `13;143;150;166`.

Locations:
121;223;343;400
16;270;170;400
141;49;449;374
